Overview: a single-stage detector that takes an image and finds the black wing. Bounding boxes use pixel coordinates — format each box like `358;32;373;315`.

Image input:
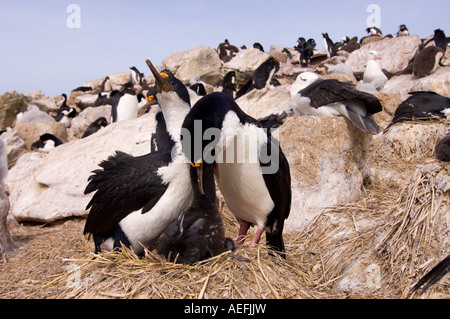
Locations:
413;254;450;293
83;149;172;234
300;79;382;115
388;92;450;127
260;134;292;257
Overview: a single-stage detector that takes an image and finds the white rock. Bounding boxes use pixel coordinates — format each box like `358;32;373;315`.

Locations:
235;85;291;120
6;113;156;223
222;48;270;86
279;116;372;230
162;46;222;86
382;67;450;101
346;35;422;75
68;105;112;140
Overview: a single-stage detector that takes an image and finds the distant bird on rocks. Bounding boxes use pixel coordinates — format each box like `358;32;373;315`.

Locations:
397;24;410;37
295;38;316;67
322;33;341;58
366;27;383;36
284;72;382;135
110;83;138;123
217;39;239;62
295;38;314;65
221;71;237;98
413;46;445;78
385;91;450;131
31;133;63;152
339;36;360;54
253;42;264;52
363;50;389;90
130;66;144;86
82;117;109;139
424;29;448;53
235;57;280;99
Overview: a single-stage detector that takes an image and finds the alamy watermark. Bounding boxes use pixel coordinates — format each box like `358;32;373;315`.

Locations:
366;4;381;29
66;4;81;29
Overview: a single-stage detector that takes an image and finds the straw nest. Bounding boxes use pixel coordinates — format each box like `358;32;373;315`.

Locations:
1;158;448;299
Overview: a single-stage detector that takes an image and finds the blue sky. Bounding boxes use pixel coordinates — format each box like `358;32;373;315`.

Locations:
1;0;449;97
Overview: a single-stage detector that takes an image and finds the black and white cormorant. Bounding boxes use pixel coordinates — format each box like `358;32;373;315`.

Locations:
181;92;292;258
83;61;193;256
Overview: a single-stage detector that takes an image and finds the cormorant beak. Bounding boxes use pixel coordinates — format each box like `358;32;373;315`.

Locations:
145;59;174;93
190;159;205;195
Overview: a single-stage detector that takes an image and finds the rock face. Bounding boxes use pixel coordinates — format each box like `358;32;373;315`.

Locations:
382;67;450;101
162;46;222;86
236;85;291;120
222;48;270;86
0;91;28;131
346;35;422;74
279;116;372;230
6;113;156;223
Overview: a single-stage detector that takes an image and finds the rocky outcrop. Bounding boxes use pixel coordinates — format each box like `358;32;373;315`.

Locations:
222;48;270;86
0;91;28;131
6;113;156;223
279;116;372;230
346;35;422;75
162;46;222;86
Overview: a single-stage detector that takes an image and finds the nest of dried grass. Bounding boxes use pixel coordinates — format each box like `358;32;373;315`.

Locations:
1;163;448;299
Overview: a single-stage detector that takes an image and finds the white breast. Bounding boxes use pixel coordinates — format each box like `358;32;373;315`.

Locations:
115;94;138;122
116;156;193;255
214;113;274;227
363;60;387;84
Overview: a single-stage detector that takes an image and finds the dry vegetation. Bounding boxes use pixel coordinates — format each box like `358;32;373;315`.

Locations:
1;157;449;299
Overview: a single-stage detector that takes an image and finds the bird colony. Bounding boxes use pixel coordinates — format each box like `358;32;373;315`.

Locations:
0;26;449;299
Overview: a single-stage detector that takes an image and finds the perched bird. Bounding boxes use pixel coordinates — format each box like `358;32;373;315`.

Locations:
94;76;112;107
385;92;450;131
397;24;410;37
83;61;193;256
181;92;292;258
253;42;264;52
339;36;360;53
412;254;450;293
322;33;338;58
366;27;383;36
217;39;239;62
363;50;389;90
413;46;445;78
31;133;63;152
424;29;448;53
130;66;144;86
157;161;235;264
435;134;450;162
221;71;237;99
235;57;280;99
53;93;76;127
284;72;382;135
110;83;138;123
81;117;109;139
295;38;316;67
